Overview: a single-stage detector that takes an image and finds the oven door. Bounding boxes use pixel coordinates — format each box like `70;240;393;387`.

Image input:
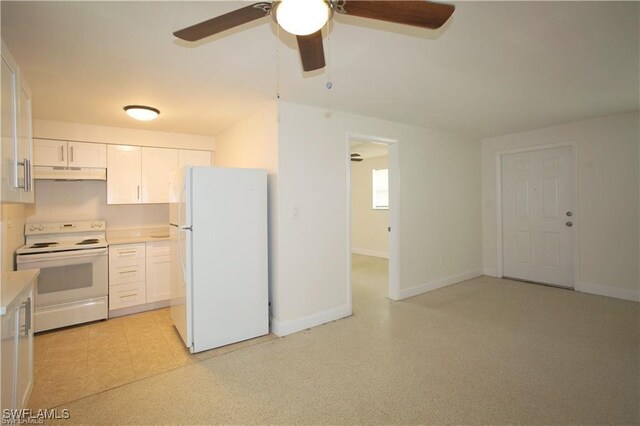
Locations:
17;248;108;307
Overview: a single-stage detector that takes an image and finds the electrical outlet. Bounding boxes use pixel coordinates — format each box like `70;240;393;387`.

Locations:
292;206;300;219
439;256;444;265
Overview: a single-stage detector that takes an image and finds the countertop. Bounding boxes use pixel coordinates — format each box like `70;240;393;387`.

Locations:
1;269;39;316
106;226;171;245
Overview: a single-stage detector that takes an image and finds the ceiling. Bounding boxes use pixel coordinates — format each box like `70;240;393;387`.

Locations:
351;140;388;160
2;1;638;139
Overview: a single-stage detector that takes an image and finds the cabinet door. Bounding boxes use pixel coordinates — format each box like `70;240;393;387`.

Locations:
16;74;33;203
33;139;66;167
1;46;20;203
1;304;18;410
15;289;33;409
141;147;178;203
178;150;211;169
107;145;141;204
146;241;171;303
68;141;106;168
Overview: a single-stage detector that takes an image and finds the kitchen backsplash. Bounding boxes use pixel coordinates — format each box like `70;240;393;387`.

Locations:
25;180;168;228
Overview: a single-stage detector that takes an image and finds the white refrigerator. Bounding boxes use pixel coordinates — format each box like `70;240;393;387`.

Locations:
169;166;268;353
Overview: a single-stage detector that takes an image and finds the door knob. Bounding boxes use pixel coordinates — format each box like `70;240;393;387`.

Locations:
566;211;573;217
566;221;573;227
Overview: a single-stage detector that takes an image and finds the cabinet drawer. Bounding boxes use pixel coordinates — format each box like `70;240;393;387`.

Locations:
109;258;145;285
146;241;170;257
109;281;145;310
109;243;145;260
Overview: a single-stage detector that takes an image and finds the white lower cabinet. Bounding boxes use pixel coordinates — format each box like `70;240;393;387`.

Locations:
146;241;171;303
108;241;171;313
109;281;146;310
1;275;35;411
109;243;146;311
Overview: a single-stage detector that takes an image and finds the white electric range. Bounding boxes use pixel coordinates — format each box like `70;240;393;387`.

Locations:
16;220;108;332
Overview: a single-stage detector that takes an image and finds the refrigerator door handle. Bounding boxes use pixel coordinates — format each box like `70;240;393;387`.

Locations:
178;229;188;285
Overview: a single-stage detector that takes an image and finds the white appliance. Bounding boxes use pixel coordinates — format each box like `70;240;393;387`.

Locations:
169;167;268;353
16;221;108;332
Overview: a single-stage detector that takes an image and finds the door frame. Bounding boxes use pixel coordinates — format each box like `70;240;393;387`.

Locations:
495;141;580;289
346;133;401;312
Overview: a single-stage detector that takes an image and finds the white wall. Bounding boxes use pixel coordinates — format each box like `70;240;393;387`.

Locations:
213;103;279;322
351;155;389;258
1;203;26;272
275;102;482;334
33;119;215;150
482;112;640;301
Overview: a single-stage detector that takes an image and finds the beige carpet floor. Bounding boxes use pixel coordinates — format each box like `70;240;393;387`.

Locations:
50;255;639;424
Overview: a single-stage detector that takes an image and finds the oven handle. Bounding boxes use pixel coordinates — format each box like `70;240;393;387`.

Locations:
17;247;108;263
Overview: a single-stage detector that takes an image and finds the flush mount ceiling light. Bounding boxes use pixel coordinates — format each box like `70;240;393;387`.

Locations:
123;105;160;121
273;0;331;36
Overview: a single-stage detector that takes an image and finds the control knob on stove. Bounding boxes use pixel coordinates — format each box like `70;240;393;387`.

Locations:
38;225;44;231
28;225;36;232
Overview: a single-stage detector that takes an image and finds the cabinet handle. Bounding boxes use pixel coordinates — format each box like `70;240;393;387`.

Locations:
121;293;138;298
61;145;65;162
137;185;140;200
16;158;31;192
70;146;74;163
118;250;137;255
119;270;137;274
20;297;31;335
26;159;31;192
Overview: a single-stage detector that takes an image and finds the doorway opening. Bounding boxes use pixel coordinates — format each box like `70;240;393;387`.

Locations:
347;134;400;314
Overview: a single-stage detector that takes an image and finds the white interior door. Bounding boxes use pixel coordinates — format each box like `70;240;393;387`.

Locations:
502;146;575;288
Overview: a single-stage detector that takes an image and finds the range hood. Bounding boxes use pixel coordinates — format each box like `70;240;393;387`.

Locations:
34;166;106;181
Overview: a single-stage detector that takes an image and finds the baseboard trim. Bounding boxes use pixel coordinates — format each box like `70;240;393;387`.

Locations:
270;303;351;337
399;269;483;300
351;248;389;259
483;267;498;277
109;299;170;318
578;282;640;302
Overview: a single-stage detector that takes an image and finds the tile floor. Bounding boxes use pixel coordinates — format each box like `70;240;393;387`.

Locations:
31;255;639;424
29;308;276;409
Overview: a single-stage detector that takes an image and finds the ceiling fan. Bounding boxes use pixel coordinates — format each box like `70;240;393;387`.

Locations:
350;153;363;162
173;0;455;72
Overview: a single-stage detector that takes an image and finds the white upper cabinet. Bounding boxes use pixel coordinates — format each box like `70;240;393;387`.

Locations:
141;147;178;203
1;41;33;203
107;145;141;204
33;139;66;167
107;145;211;205
68;142;106;168
16;73;33;203
1;44;20;203
34;139;106;168
178;150;212;168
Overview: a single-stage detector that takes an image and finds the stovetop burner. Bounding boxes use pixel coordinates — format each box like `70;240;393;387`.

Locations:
76;239;100;245
29;242;59;248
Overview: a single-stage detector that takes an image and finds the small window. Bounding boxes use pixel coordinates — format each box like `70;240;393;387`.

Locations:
372;168;389;210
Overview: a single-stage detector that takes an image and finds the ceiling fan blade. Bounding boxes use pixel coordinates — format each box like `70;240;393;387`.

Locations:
296;30;325;72
351;153;362;157
174;2;271;41
351;158;364;162
336;0;455;30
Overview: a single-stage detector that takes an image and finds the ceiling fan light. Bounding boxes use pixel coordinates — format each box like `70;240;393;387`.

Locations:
275;0;330;36
124;105;160;121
